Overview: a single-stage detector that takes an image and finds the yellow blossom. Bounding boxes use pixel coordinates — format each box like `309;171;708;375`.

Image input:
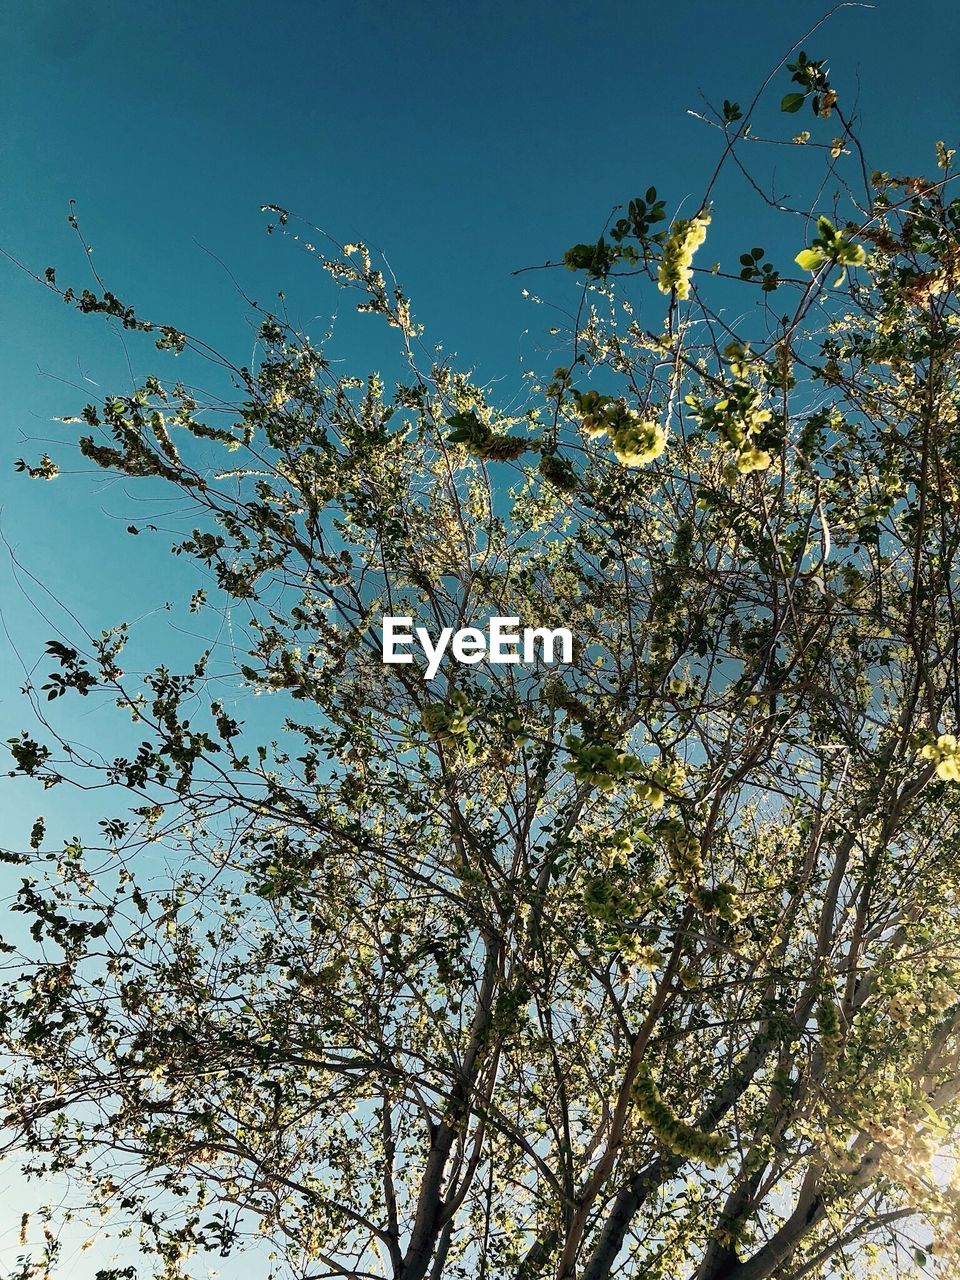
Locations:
736;447;772;474
658;213;711;301
919;733;960;781
610;414;667;467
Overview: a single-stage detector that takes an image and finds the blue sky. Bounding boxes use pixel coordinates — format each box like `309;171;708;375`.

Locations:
3;0;957;713
1;1;958;1274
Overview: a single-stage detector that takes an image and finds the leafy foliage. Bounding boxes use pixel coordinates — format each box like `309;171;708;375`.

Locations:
5;45;960;1280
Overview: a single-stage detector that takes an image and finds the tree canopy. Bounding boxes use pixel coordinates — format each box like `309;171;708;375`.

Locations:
5;41;960;1280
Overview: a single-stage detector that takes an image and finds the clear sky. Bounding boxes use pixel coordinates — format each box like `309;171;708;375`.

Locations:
1;1;958;1275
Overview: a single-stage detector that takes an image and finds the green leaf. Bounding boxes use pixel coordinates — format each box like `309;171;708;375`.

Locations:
795;248;825;272
780;93;806;113
837;242;866;266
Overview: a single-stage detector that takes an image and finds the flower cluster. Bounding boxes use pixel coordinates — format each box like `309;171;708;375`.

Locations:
421;692;472;747
887;974;958;1028
575;395;668;469
564;736;645;794
632;1066;726;1166
564;738;678;807
686;347;776;478
620;938;664;972
658;212;711;300
735;445;772;475
610;415;668;468
538;452;579;492
582;861;663;973
445;408;530;462
659;818;740;923
660;817;702;879
583;874;634;925
575;389;614;439
690;882;740;923
918;733;960;782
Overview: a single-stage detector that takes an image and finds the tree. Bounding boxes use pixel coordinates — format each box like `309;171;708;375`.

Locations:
5;40;960;1280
